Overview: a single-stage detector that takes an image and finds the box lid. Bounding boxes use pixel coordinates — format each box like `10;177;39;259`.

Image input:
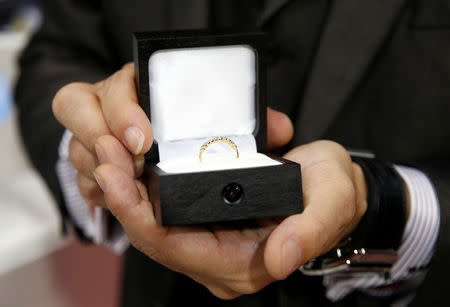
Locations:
133;30;268;162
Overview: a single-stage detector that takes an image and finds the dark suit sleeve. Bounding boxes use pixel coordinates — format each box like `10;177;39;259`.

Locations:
408;161;450;307
14;0;116;236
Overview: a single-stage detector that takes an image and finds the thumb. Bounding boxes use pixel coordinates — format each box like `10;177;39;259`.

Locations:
264;174;355;280
267;107;294;150
264;212;328;280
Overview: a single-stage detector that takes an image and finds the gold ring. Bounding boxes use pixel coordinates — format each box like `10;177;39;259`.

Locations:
199;137;239;162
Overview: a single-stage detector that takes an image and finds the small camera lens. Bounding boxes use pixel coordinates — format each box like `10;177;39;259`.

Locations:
222;183;243;205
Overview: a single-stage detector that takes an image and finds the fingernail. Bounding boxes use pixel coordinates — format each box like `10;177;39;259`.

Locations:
282;239;302;277
124;126;145;155
134;155;145;177
95;144;107;164
93;171;106;192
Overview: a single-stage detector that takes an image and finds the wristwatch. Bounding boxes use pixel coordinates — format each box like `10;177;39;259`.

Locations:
299;153;407;279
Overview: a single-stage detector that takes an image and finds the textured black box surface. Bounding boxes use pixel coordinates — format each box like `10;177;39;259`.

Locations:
134;30;303;225
146;156;303;226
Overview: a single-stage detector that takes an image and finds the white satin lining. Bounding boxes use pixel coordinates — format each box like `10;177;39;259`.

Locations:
148;45;256;143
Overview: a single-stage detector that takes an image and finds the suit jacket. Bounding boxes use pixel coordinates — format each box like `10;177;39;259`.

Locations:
15;0;450;306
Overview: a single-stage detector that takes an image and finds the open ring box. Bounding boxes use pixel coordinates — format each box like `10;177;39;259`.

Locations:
133;30;303;226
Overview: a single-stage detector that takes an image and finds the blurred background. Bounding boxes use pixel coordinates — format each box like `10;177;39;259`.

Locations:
0;1;121;306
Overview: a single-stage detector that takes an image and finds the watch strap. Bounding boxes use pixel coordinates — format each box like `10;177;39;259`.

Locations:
351;157;407;250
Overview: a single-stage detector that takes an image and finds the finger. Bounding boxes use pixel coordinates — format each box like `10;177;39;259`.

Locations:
96;63;153;155
95;135;135;177
94;164;214;268
264;161;357;280
93;164;163;244
69;137;98;179
53;82;110;152
203;283;242;300
95;165;271;294
134;155;145;178
266;107;294;150
77;173;106;208
96;169;256;267
136;180;149;201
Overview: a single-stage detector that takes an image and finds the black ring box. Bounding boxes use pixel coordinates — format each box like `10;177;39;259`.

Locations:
133;30;303;226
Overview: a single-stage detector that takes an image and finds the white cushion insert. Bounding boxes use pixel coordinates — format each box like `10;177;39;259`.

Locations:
157;152;281;174
148;45;256;142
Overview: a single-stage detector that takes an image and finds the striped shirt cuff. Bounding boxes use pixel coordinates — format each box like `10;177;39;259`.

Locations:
56;130;129;254
324;165;440;302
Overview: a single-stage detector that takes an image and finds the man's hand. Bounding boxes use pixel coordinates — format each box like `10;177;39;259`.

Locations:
53;63;367;299
265;141;367;279
94;138;367;299
52;63;153;208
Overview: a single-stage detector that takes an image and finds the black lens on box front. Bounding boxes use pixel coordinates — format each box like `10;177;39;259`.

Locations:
223;183;243;205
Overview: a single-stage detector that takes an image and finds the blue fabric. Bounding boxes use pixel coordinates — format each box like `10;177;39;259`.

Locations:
0;73;12;122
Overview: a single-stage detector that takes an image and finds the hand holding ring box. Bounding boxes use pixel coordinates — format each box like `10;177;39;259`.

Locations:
133;30;303;226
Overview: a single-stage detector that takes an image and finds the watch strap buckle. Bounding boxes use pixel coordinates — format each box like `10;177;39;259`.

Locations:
299;248;398;278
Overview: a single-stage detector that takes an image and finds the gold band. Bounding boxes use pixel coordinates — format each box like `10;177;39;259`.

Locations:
199;137;239;162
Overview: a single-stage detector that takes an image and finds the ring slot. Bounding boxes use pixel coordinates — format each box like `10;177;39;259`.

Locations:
199;137;239;162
